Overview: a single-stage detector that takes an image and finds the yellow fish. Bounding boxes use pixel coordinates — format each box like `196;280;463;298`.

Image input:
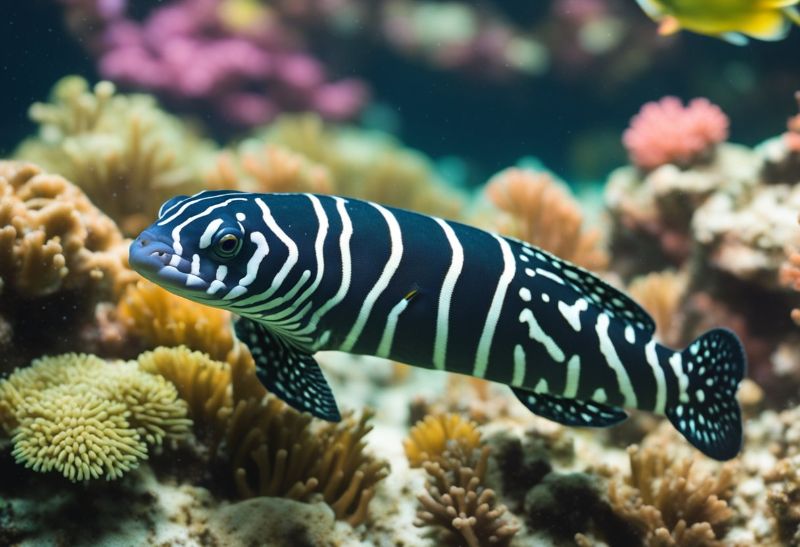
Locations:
636;0;800;44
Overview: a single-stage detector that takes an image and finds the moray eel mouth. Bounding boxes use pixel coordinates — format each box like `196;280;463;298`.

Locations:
129;232;210;292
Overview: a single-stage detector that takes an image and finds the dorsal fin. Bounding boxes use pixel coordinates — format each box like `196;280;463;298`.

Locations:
515;240;656;334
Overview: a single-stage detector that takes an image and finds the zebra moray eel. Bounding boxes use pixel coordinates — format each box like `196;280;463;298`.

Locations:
130;190;746;460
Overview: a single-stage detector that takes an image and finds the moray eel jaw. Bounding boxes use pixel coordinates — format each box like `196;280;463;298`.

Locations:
130;231;210;292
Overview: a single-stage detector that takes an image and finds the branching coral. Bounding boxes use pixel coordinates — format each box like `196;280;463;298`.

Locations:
405;414;518;546
623;97;729;171
607;445;735;546
483;167;608;270
0;161;135;370
628;270;687;344
0;353;190;481
15;76;214;235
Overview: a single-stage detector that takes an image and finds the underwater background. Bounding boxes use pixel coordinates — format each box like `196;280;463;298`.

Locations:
1;0;800;545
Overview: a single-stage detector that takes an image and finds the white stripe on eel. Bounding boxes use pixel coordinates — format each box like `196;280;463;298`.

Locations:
340;203;403;352
432;218;464;371
595;313;637;408
473;234;516;379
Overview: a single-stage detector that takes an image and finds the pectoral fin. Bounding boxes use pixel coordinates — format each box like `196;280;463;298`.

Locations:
235;318;341;421
510;387;627;427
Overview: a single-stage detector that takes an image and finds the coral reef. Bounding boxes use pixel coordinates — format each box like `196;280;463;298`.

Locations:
406;414;518;546
0;353;190;481
483;167;608;271
15;76;214;235
0;161;135;371
59;0;367;128
607;444;735;546
623;97;729;171
765;455;800;543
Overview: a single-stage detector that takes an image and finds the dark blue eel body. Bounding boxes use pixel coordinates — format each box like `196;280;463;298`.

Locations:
130;190;746;460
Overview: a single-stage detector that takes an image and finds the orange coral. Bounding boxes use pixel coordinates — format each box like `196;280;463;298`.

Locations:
206;144;333;194
484;168;608;271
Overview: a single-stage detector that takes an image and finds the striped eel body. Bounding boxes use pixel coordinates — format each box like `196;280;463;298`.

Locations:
130;190;746;460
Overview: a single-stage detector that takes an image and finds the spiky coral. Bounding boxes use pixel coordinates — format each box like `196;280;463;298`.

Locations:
623;97;729;171
483;167;608;271
0;353;190;481
15;76;214;235
406;414;518;546
607;445;735;546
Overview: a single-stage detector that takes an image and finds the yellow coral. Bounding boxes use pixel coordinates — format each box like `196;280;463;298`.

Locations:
0;353;190;481
404;413;482;467
483;167;608;271
608;445;735;546
11;385;147;481
117;280;236;363
15;76;214;235
0;161;134;299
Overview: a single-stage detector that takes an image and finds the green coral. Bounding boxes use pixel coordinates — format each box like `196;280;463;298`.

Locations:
0;353;191;481
15;76;215;235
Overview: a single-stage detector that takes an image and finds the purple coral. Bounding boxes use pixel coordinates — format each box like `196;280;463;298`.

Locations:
61;0;367;128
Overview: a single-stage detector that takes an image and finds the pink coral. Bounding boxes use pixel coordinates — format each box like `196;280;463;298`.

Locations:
623;97;729;171
61;0;367;128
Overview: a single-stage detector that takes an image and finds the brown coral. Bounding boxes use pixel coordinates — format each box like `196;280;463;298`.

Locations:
765;455;800;543
484;167;608;271
0;161;135;371
228;397;388;526
15;76;214;235
607;445;735;546
407;414;518;546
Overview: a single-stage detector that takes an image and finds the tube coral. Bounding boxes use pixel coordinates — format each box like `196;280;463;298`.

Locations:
15;76;214;236
483;167;608;270
623;97;729;171
607;445;735;546
406;414;518;546
0;353;190;481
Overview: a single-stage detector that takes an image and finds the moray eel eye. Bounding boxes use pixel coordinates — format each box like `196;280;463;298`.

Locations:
213;231;242;259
